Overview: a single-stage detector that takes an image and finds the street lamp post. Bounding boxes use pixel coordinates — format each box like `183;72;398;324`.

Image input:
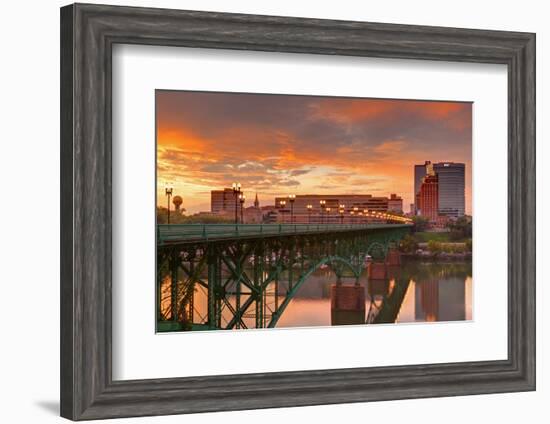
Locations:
326;207;331;224
307;204;312;224
239;193;246;224
165;183;173;224
339;204;345;224
353;206;359;224
319;200;326;224
288;194;296;223
279;199;286;223
232;182;241;224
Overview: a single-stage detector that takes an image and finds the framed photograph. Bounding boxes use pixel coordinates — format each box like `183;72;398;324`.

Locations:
60;3;535;420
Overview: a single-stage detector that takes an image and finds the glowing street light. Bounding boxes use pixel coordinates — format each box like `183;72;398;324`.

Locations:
288;194;296;223
165;182;173;224
307;204;313;223
319;200;326;224
279;199;287;223
239;193;246;224
232;182;241;224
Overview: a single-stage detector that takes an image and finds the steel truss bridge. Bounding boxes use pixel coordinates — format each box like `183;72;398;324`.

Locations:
157;223;412;331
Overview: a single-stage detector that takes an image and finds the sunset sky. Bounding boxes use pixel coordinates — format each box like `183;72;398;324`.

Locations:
156;91;472;215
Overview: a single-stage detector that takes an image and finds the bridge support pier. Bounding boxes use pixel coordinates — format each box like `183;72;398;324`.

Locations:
386;248;401;266
331;284;365;325
369;262;387;280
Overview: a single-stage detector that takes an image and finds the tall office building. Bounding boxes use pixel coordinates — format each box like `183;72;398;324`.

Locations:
418;174;439;221
433;162;465;217
414;161;433;213
414;161;465;218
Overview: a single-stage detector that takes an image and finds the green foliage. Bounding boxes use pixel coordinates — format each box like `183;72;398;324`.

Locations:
447;216;472;241
441;243;465;254
156;207;234;224
427;240;442;255
411;215;430;232
414;232;452;243
399;234;417;253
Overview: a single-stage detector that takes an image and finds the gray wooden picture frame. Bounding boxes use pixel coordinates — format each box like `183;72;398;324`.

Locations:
60;3;536;421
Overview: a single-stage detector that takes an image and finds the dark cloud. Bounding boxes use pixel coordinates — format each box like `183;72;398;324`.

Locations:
157;90;472;213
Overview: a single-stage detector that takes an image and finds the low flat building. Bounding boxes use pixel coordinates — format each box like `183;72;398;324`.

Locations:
211;188;239;215
273;193;404;224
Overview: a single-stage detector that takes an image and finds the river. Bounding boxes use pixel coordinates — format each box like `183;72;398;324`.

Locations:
178;259;472;330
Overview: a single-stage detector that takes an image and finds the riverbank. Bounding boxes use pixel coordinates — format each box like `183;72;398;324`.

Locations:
413;231;470;243
401;252;472;261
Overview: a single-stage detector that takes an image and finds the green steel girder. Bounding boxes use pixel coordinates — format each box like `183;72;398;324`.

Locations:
267;255;361;328
157;224;412;330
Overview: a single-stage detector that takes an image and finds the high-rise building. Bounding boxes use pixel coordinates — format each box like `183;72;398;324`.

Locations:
433;162;465;217
414;161;433;213
414;161;465;218
418;174;439;221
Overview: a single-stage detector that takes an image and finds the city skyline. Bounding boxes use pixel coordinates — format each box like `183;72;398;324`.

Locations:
157;90;472;215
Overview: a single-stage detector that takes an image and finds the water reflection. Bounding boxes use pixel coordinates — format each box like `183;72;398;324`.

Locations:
189;260;472;329
279;260;471;328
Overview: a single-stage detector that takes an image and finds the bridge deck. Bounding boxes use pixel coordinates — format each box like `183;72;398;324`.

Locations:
158;223;412;245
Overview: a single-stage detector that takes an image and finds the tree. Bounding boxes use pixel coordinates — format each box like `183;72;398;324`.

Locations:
412;215;430;232
427;240;442;256
447;216;472;241
399;234;417;253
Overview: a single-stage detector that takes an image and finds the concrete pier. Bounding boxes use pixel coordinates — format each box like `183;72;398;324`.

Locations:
386;248;401;266
331;284;365;325
369;262;387;280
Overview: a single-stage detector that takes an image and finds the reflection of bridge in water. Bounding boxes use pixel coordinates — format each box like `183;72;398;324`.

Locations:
157;223;412;332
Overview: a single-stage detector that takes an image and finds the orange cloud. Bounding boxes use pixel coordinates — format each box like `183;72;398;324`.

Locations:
156;91;472;215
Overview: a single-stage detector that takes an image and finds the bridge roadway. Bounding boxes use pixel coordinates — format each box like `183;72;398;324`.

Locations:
158;223;413;245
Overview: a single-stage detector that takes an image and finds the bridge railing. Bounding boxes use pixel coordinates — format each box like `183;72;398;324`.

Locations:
158;223;412;245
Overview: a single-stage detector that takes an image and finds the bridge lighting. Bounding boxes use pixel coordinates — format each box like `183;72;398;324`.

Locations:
165;182;173;224
326;207;331;223
279;199;287;223
307;204;313;223
232;182;242;224
320;200;326;224
339;207;344;224
288;194;296;223
239;193;246;224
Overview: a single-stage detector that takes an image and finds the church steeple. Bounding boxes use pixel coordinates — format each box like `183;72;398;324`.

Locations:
254;193;259;208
